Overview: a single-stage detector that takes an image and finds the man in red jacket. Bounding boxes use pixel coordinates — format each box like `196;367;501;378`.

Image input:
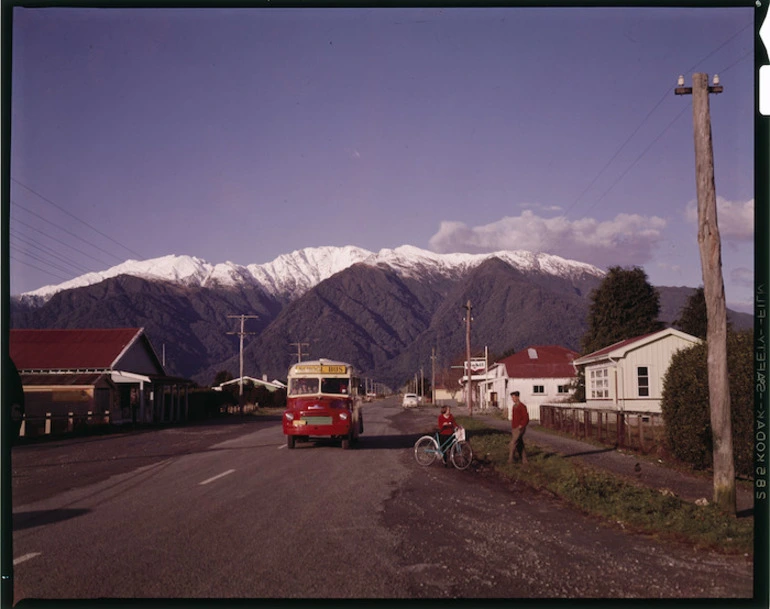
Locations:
508;391;529;465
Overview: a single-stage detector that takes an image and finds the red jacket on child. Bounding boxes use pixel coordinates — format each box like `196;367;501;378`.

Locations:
438;412;457;436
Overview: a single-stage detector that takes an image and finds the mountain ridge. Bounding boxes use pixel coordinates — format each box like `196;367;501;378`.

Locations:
17;244;606;305
10;245;753;389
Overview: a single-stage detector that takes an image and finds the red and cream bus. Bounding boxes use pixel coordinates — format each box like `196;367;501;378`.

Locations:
283;358;363;449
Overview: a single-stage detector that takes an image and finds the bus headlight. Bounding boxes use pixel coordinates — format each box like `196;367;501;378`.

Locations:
339;412;349;421
284;412;294;421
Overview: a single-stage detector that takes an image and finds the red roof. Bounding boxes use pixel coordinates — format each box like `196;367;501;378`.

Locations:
10;328;145;371
580;332;659;361
501;345;579;379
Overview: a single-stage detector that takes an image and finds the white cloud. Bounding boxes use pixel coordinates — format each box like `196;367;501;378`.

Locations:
657;261;682;274
516;202;563;213
428;210;667;268
730;266;753;288
685;197;753;241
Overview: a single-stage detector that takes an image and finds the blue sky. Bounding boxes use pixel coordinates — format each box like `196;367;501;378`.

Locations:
9;6;755;312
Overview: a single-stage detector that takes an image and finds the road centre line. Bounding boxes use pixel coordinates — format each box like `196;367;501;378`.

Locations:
13;553;41;566
199;469;235;486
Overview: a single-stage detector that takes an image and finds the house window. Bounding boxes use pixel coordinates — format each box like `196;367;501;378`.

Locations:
589;368;609;399
533;385;545;394
557;385;570;394
637;366;650;397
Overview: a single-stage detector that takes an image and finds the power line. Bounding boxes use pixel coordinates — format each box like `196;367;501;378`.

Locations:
682;21;752;76
9;254;70;283
563;88;670;218
716;48;752;76
9;242;87;277
581;104;691;216
10;211;109;271
9;231;98;275
11;203;127;264
564;20;752;219
10;177;145;260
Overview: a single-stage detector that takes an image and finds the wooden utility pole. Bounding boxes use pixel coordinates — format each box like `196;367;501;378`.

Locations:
676;72;735;513
464;300;473;416
420;367;424;400
290;341;310;363
227;314;259;415
431;347;436;405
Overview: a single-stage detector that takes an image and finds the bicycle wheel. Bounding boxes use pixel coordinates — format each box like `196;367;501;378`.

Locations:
414;436;438;466
450;441;473;470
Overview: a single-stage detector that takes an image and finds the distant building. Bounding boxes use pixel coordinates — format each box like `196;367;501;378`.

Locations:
10;328;193;429
483;345;579;421
214;375;286;392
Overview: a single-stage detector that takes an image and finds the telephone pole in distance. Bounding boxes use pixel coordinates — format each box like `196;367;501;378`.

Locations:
227;314;259;415
290;342;310;363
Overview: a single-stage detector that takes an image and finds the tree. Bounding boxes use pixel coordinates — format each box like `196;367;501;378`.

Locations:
213;370;234;387
493;346;517;361
673;286;731;340
581;266;665;355
673;287;708;339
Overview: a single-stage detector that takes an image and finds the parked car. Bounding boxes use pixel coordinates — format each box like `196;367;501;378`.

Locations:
402;393;419;408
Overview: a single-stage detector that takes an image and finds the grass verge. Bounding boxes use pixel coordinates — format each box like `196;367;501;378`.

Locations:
457;416;753;556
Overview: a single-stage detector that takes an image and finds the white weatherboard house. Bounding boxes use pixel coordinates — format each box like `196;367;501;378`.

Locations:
483;345;580;422
573;328;701;413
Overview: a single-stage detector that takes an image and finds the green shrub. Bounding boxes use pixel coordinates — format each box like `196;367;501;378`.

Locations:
661;330;753;477
188;389;234;419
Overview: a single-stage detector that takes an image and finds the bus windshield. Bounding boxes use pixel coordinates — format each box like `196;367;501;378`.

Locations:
289;377;319;396
321;378;350;395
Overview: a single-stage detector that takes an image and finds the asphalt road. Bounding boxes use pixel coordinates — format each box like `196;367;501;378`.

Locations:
10;397;753;601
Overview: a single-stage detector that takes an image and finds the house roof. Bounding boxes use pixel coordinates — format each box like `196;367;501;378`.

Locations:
218;376;285;391
10;328;149;371
20;372;111;387
500;345;579;379
573;328;701;366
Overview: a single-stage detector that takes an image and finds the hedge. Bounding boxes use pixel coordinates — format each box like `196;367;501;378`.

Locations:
661;330;753;477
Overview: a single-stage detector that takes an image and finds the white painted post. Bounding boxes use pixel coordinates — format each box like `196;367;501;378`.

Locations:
45;412;52;435
68;412;74;432
20;416;26;437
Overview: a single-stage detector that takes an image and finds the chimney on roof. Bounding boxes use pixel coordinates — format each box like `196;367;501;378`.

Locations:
528;348;538;359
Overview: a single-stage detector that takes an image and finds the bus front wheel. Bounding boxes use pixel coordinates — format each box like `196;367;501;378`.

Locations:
342;434;352;450
287;435;295;449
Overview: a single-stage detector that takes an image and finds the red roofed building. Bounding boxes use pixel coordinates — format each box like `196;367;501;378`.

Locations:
10;328;192;433
482;345;579;421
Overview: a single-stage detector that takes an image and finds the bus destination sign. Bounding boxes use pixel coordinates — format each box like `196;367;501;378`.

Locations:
294;364;348;374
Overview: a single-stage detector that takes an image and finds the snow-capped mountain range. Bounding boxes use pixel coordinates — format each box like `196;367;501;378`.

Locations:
19;245;606;305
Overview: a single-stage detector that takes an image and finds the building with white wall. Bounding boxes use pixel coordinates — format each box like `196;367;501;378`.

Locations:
483;345;579;421
573;328;701;413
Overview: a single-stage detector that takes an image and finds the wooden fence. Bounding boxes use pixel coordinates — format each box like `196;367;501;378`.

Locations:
17;411;112;438
539;404;665;454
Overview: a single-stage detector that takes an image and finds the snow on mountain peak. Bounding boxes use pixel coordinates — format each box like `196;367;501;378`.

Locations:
20;254;213;301
18;245;604;305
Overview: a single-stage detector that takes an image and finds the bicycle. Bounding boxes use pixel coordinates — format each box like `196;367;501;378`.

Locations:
414;427;473;470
